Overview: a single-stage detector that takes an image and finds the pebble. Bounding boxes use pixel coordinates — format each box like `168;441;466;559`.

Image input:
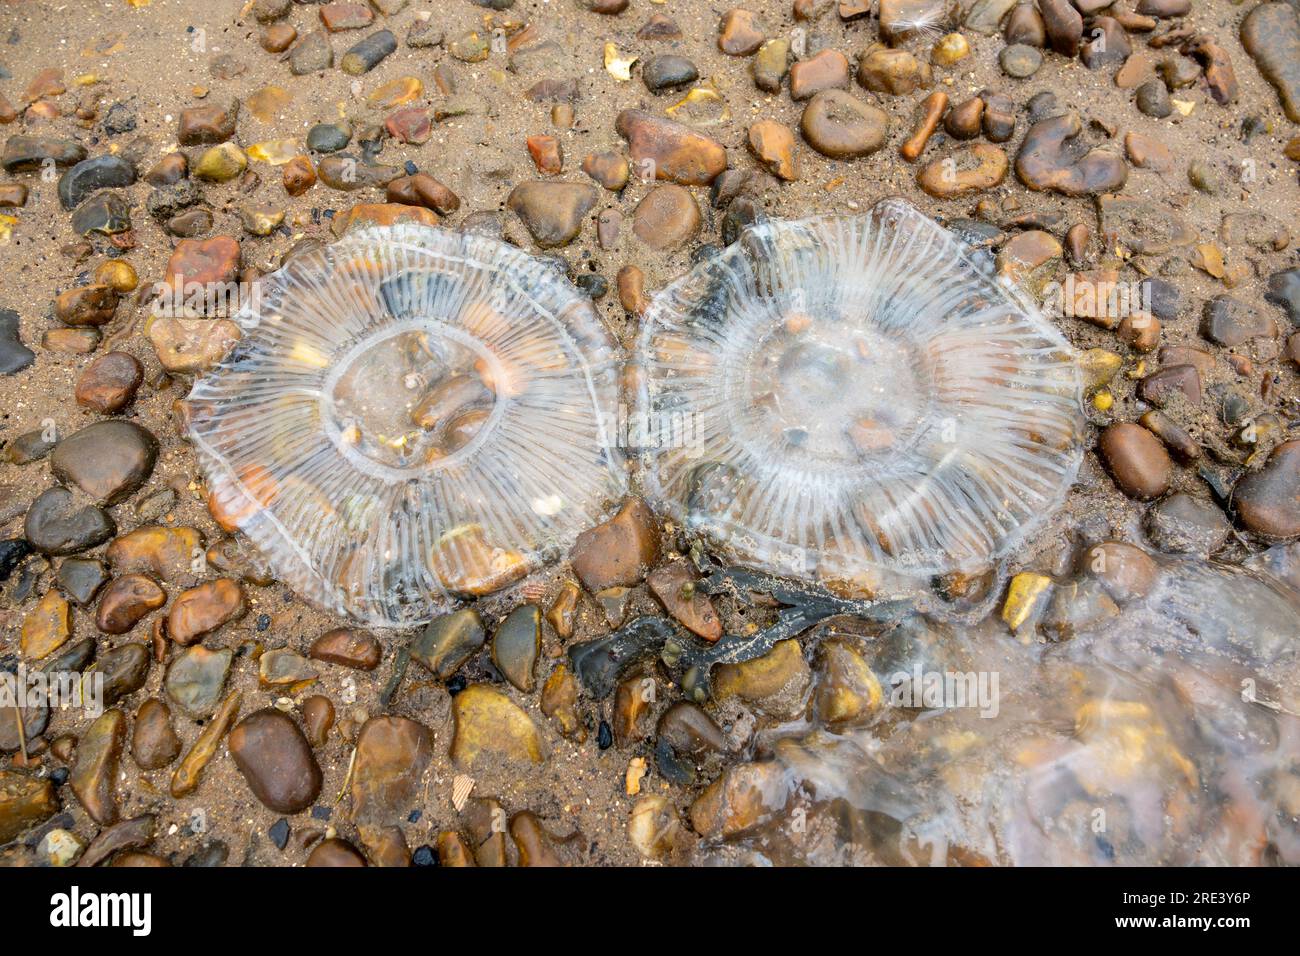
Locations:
1000;43;1042;78
1202;296;1274;346
569;497;660;593
131;699;181;771
95;573;165;634
579;151;629;191
0;308;35;375
55;284;118;327
261;23;297;53
642;54;698;93
21;589;70;660
615;109;727;186
1099;422;1173;500
1004;3;1046;46
74;351;142;413
1039;0;1083;56
1015;113;1127;196
714;639;811;717
1241;3;1300;122
98;643;151;706
492;604;541;692
857;44;931;95
163;235;241;293
51;420;157;505
167;579;246;645
1081;17;1130;70
789;49;850;101
918;143;1008;198
57;557;108;605
24;488;115;555
178;102;238;145
193;142;248;182
0;184;25;207
633;184;702;250
1234;440;1300;538
407;18;443;48
282;155;316;196
813;639;882;726
1145;493;1230;555
228;708;322;813
310;628;382;670
170;690;240;798
148;317;241;373
800;89;889;158
307;838;366;866
1265;268;1300;325
541;664;585;740
413;608;486;676
747;120;797;180
350;716;433;823
717;9;767;56
290;31;334;74
451;685;543;768
1135;78;1172;117
647;561;721;641
70;709;125;825
57;155;136;210
0;771;57;844
342;30;397;75
689;760;787;840
2;134;86;172
165;645;233;719
307;122;351;153
752;38;790;93
319;3;373;32
507;181;596;248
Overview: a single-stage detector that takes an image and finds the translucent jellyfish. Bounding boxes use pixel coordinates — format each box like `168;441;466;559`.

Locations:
185;225;625;627
633;198;1084;587
698;552;1300;866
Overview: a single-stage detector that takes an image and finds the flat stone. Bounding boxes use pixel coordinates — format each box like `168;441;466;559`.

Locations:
1235;440;1300;539
642;54;698;92
70;709;125;825
57;155;135;210
165;646;233;719
647;561;722;641
177;102;239;146
350;716;433;824
1015;113;1127;196
309;628;381;670
747;120;797;180
411;608;486;678
167;578;246;645
24;488;115;555
615;109;727;186
2;134;86;173
570;497;660;593
74;351;142;414
507;181;597;248
229;709;322;813
800;90;889;158
0;308;34;375
1241;3;1300;122
632;184;701;250
450;685;543;768
789;49;851;101
290;31;334;74
1145;493;1230;555
1266;268;1300;325
0;771;57;844
106;525;205;585
918;143;1008;197
56;557;108;605
21;589;70;660
147;317;242;373
50;420;157;505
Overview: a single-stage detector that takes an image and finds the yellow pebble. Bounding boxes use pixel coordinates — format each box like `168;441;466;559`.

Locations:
1001;572;1052;634
1092;389;1114;412
94;259;138;293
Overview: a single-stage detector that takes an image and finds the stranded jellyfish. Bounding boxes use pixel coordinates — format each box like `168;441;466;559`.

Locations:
185;225;625;627
698;549;1300;866
633;198;1084;587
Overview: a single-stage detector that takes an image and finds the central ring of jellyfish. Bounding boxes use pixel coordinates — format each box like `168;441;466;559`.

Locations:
185;225;625;627
634;198;1084;583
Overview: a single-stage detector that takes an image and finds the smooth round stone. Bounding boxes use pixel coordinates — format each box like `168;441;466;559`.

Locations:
165;646;234;719
632;184;701;251
95;644;150;707
307;122;352;153
641;54;699;92
58;155;136;211
1135;79;1172;117
1145;493;1230;555
411;608;486;679
74;351;143;414
24;487;116;555
56;557;108;605
70;192;132;236
307;838;366;866
95;573;166;634
491;604;541;692
1000;43;1042;77
132;699;181;770
228;709;322;814
50;420;158;505
1234;440;1300;539
1099;422;1172;500
800;90;889;158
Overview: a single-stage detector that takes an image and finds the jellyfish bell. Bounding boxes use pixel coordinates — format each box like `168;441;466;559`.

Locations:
634;198;1085;596
185;225;626;627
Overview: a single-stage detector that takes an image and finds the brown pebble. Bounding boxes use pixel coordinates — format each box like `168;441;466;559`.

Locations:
900;91;948;162
746;120;798;180
309;628;382;670
282;155;316;196
228;708;322;814
1099;422;1172;500
307;838;367;866
1234;440;1300;539
95;573;166;634
302;695;335;747
633;184;701;251
132;699;181;771
717;9;766;56
74;351;143;414
789;49;851;101
617;265;649;314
